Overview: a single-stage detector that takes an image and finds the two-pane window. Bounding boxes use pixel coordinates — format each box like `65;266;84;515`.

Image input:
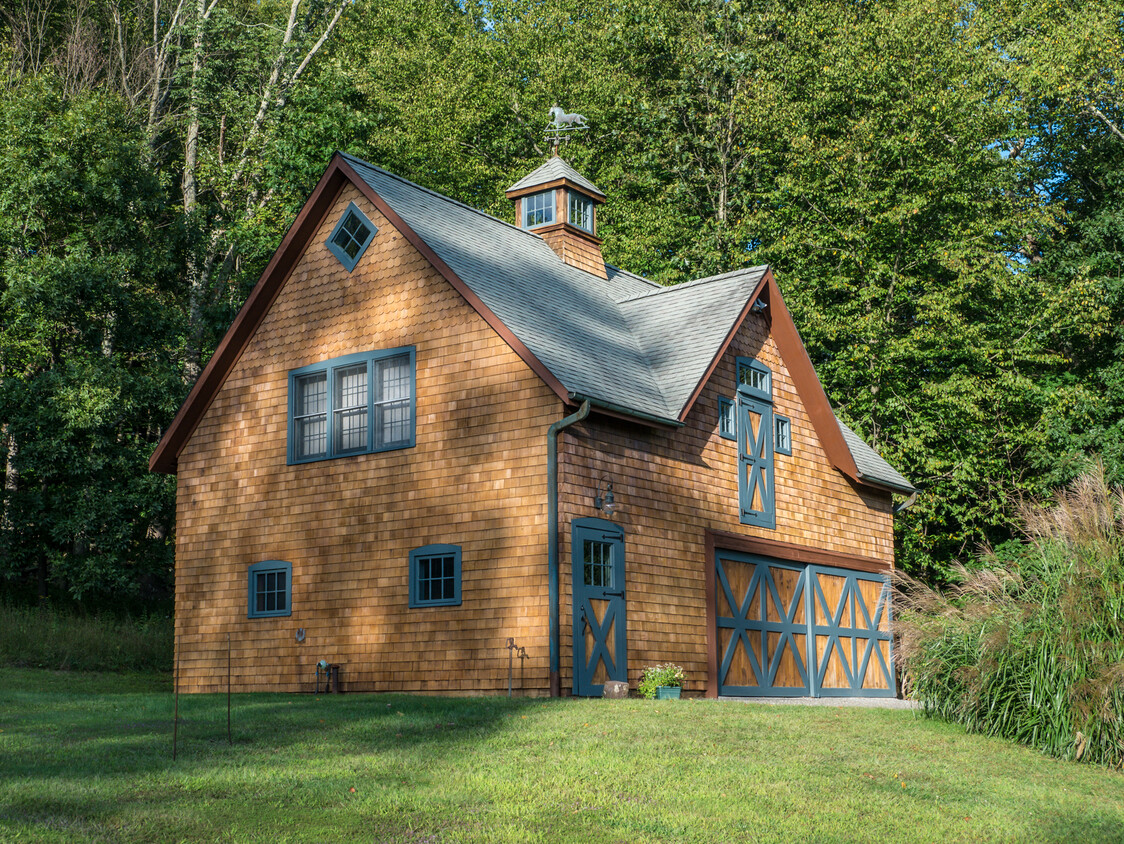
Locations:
289;348;415;463
568;192;593;232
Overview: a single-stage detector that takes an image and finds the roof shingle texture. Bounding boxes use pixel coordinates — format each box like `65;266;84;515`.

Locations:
342;153;913;491
506;156;605;198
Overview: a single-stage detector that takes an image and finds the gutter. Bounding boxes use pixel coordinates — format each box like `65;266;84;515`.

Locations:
547;400;590;698
567;393;683;429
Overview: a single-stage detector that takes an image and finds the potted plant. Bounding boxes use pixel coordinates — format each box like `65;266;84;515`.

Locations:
638;663;686;699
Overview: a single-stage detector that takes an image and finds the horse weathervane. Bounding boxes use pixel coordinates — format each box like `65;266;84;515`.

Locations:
545;105;588;154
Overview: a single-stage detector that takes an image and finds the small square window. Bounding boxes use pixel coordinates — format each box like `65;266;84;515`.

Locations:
718;397;736;440
327;202;378;271
410;545;462;608
522;190;555;228
248;560;292;618
568;191;593;232
775;415;792;455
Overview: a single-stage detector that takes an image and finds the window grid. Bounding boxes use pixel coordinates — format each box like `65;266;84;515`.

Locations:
326;202;378;271
333;364;369;454
331;210;372;260
522;190;555;228
583;539;614;588
775;415;792;455
294;373;328;459
719;396;736;440
288;348;415;464
248;560;292;618
255;570;287;613
409;544;462;608
738;361;771;398
416;554;456;603
568;192;593;232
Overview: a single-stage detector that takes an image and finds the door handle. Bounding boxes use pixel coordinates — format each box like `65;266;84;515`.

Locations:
603;590;624;598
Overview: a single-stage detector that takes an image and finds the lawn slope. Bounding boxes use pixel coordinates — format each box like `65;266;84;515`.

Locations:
0;669;1120;843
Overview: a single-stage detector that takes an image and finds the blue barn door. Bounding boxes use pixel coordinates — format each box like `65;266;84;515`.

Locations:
572;518;627;696
716;550;896;698
738;397;775;529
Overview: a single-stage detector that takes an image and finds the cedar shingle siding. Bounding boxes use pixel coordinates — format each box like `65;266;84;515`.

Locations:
161;154;911;696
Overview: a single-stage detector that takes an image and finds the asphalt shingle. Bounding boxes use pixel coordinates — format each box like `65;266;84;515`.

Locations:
342;152;913;491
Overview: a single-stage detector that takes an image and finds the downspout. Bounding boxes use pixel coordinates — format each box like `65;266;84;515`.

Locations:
547;399;590;697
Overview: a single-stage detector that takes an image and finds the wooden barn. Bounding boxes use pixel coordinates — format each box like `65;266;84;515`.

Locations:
150;152;915;698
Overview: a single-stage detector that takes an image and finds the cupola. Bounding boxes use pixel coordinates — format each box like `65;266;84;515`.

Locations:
506;156;607;279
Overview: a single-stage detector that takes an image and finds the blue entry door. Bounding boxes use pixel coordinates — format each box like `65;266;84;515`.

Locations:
572;518;627;696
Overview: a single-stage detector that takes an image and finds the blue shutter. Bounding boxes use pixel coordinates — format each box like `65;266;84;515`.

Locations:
738;397;775;528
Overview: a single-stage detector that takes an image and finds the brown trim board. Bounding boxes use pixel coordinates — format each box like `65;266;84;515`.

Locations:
703;528;891;698
149;165;349;473
763;272;861;482
677;268;864;487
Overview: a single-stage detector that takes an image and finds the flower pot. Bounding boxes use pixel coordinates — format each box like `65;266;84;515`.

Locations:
656;685;681;700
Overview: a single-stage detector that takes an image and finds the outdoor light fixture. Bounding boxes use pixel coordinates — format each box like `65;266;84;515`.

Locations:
593;476;616;515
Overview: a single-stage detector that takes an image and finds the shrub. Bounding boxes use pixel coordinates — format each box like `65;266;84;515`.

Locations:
638;663;686;699
894;465;1124;767
0;602;172;672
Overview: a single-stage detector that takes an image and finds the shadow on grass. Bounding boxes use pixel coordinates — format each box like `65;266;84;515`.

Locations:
0;685;552;781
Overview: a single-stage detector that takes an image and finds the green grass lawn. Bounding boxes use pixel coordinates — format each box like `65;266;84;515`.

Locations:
0;669;1121;843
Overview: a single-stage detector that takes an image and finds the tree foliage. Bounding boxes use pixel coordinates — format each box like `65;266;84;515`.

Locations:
0;81;183;603
0;0;1121;601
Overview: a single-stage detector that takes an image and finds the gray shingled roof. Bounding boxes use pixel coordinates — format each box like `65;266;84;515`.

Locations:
618;267;769;415
506;156;605;199
341;152;913;491
837;419;915;493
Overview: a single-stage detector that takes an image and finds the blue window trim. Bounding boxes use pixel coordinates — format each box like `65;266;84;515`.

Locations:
567;190;594;233
248;560;292;618
409;544;462;608
287;347;416;465
718;396;736;441
521;189;556;229
326;202;378;272
736;356;773;402
775;415;792;455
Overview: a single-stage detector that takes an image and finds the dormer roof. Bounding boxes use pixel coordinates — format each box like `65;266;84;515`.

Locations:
506;156;605;200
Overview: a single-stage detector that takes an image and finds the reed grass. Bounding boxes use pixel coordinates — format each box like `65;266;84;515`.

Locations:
894;464;1124;767
0;602;172;672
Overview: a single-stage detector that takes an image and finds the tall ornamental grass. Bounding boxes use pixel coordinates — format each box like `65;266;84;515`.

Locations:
894;466;1124;767
0;602;172;672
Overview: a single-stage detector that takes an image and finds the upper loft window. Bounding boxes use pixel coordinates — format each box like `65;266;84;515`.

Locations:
522;190;555;229
568;191;593;233
737;357;772;402
288;347;416;464
327;202;377;271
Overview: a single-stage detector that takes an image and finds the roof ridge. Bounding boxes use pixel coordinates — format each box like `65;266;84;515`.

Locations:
340;152;546;243
617;265;769;304
605;263;661;289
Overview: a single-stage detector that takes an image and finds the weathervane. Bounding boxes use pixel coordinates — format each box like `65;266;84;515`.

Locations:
545;104;588;155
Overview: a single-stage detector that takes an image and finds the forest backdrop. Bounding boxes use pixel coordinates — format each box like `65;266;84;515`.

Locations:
0;0;1121;610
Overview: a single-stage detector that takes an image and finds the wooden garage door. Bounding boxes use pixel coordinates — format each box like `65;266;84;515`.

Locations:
716;551;895;698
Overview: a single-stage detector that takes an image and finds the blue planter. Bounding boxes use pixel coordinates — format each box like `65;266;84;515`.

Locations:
656;686;681;700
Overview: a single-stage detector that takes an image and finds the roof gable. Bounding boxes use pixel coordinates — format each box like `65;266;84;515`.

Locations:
150;152;912;494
